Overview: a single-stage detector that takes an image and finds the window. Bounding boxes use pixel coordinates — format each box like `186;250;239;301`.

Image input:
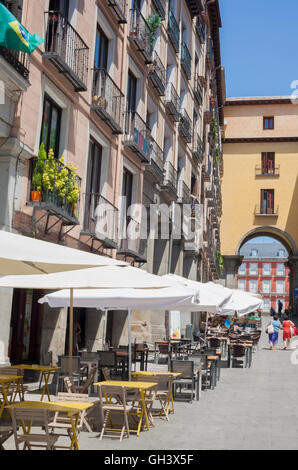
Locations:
238;263;246;275
40;94;62;156
277;249;285;258
127;70;137;112
86;138;102;196
94;26;109;70
276;263;285;276
260;189;274;214
261;152;275;174
122;167;133;218
249;263;258;275
263;298;270;311
238;279;246;291
263;116;274;130
263;263;271;276
49;0;69;17
249;280;258;293
276;280;285;294
250;249;258;258
262;280;271;294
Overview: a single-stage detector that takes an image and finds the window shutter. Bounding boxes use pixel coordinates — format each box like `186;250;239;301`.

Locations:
260;189;264;213
261;153;267;174
267;190;274;214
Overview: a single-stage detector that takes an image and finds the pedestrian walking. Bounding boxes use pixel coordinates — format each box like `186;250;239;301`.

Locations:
282;314;295;350
267;314;283;351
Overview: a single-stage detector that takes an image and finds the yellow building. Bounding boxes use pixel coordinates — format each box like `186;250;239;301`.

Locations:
221;96;298;309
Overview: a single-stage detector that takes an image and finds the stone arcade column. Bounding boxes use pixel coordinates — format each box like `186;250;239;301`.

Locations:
221;255;244;289
287;255;298;316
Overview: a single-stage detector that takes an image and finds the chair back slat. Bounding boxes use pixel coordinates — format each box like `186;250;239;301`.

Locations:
58;356;80;374
171;360;194;378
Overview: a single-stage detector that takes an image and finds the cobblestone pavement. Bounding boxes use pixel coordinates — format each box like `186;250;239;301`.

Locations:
3;316;298;450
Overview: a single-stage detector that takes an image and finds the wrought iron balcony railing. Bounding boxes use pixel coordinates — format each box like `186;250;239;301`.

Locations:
165;83;180;122
177;180;191;204
196;14;206;43
91;69;124;134
202;159;212;182
82;193;118;249
255;164;280;177
194;74;203;105
163;160;177;193
255;205;279;216
44;10;89;92
145;137;164;183
179;108;192;143
106;0;127;24
148;50;166;96
167;10;180;53
28;157;81;223
129;9;152;63
181;42;191;80
192;135;203;163
118;215;147;262
152;0;166;19
206;37;213;70
123;110;151;163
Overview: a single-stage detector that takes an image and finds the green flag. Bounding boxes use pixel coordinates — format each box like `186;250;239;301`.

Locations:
0;3;44;54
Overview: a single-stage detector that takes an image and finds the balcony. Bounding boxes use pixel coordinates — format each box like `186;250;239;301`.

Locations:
152;0;166;19
194;75;203;105
129;9;152;64
196;14;206;43
106;0;127;24
204;109;212;124
167;10;180;53
206;38;213;70
91;69;124;134
82;194;118;249
118;216;147;263
165;83;180;122
181;42;191;80
28;157;81;233
202;160;211;182
148;51;166;96
160;161;178;202
44;11;89;92
255;164;280;177
178;108;192;144
255;205;279;217
192;135;203;163
0;47;30;85
123;111;151;163
177;180;191;204
145;138;164;183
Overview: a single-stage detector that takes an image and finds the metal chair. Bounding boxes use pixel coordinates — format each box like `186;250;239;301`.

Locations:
38;351;54;389
170;360;197;402
190;353;213;390
229;344;247;368
56;356;83;394
97;350;118;379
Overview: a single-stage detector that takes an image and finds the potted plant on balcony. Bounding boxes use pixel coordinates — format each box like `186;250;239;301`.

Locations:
216;250;224;275
147;13;162;48
65;162;81;217
31;142;49;202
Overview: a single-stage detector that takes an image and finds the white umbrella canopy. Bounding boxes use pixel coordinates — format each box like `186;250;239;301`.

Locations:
206;282;264;316
38;286;201;310
0;265;172;290
161;274;233;313
0;231;127;275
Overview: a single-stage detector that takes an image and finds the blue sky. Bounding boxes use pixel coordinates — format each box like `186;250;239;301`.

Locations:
219;0;298;97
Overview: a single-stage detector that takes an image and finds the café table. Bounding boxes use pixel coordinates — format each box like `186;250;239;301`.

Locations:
9;365;60;401
94;380;157;437
131;371;182;415
6;400;93;450
0;375;23;419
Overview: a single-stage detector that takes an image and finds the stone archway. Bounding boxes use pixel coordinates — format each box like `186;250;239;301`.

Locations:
222;226;298;314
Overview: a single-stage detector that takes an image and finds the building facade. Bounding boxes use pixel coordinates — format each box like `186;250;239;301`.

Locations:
0;0;225;365
237;242;290;313
220;96;298;313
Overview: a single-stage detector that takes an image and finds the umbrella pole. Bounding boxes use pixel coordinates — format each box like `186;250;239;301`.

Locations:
69;288;74;378
102;309;107;350
128;309;132;381
204;312;209;347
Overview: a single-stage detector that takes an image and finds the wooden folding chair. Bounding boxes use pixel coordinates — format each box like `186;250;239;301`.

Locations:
48;392;93;439
0;367;27;402
11;408;59;450
98;384;135;441
135;374;173;421
63;365;98;396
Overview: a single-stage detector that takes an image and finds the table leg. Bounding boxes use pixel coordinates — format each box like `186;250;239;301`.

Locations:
40;372;51;402
68;413;80;450
138;390;150;436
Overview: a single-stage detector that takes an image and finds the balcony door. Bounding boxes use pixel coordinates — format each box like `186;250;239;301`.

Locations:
261;189;274;214
84;139;102;233
40;94;62;156
49;0;69;17
121;168;134;248
94;26;109;70
261;152;275;174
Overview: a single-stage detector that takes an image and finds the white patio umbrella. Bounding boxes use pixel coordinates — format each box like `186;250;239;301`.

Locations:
0;265;174;377
0;230;127;275
206;282;264;316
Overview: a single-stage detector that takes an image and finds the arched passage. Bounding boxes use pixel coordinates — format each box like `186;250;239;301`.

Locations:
236;226;298;257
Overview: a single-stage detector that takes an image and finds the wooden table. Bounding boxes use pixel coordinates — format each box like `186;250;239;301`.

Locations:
9;365;60;401
6;400;93;450
94;380;157;436
0;375;23;418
